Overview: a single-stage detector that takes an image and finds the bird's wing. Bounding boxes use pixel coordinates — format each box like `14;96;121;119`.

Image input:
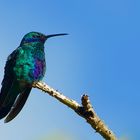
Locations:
0;50;20;119
4;87;32;123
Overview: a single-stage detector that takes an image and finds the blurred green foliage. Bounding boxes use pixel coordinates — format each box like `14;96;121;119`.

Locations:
38;132;76;140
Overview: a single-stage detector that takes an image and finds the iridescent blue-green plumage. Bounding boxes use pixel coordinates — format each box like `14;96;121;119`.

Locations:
0;32;67;123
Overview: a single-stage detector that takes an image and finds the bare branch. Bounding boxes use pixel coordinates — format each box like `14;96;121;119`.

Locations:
32;81;117;140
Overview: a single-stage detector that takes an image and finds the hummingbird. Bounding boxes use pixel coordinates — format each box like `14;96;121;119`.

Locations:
0;31;67;123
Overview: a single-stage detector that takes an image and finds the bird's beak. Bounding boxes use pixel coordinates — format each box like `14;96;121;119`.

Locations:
45;33;68;40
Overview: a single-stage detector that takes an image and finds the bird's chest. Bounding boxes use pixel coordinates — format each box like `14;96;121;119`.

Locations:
33;57;46;80
14;47;46;83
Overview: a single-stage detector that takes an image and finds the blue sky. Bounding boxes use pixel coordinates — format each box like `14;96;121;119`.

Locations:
0;0;140;140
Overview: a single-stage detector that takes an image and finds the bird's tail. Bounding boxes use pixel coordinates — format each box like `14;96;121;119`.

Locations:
0;81;21;120
4;87;31;123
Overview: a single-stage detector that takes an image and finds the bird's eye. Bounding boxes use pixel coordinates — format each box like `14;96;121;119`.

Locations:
32;35;36;38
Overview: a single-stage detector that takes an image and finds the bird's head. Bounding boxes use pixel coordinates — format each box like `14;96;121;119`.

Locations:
20;31;68;46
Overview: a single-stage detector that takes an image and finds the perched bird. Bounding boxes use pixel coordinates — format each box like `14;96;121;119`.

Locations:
0;32;67;123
